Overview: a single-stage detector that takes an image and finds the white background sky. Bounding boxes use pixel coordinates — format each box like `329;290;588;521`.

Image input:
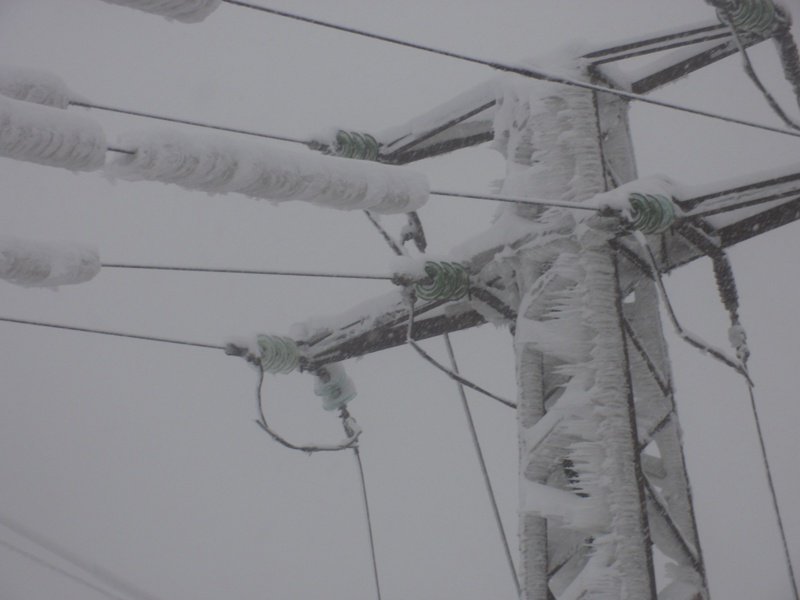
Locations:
0;1;799;599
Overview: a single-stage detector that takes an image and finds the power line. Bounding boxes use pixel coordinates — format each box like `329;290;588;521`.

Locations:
72;100;307;146
0;537;133;600
0;513;161;600
0;316;226;351
443;334;520;597
102;263;392;280
221;0;800;140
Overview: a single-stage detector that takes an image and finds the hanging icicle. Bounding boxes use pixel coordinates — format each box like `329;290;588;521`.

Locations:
0;96;106;171
413;261;471;301
256;334;302;374
107;128;428;214
314;363;357;411
97;0;221;23
627;192;676;234
0;237;101;288
0;65;76;109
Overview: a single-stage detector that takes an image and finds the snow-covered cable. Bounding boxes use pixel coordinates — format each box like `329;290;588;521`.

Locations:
0;65;76;109
97;0;221;23
106;128;428;214
0;237;100;288
0;96;107;171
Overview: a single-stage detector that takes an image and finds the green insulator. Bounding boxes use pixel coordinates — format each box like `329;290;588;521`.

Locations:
331;130;380;161
414;261;470;301
628;193;677;234
717;0;786;37
257;335;301;374
314;364;357;411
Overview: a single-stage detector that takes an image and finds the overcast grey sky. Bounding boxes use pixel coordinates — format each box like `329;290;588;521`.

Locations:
0;1;799;599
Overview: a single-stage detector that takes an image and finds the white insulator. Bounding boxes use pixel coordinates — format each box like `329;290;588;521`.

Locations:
0;237;101;288
0;96;107;171
107;129;429;214
98;0;221;23
0;65;76;109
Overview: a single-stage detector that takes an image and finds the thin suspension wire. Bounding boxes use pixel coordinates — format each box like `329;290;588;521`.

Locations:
349;442;383;600
744;383;800;600
431;189;600;211
71;100;307;146
0;514;161;600
404;297;516;409
723;14;800;130
221;0;800;140
0;537;133;600
443;334;520;597
0;316;226;351
102;263;392;280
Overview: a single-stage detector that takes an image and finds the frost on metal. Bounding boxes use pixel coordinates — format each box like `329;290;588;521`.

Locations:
107;129;428;214
0;96;107;171
0;65;77;109
0;237;100;288
97;0;221;23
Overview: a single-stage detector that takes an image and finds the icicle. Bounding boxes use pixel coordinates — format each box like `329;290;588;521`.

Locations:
0;65;76;109
0;96;106;171
107;129;428;214
97;0;221;23
314;363;357;411
0;237;100;288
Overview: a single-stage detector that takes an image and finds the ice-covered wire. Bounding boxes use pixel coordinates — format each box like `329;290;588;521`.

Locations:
443;334;521;596
403;293;516;409
632;232;750;381
253;367;359;453
222;0;800;140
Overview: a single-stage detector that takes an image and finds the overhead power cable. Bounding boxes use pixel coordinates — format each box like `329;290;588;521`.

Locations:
443;334;521;597
72;100;307;146
102;263;392;280
0;316;226;351
0;538;133;600
221;0;800;140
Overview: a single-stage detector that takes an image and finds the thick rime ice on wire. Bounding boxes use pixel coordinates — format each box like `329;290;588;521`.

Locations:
98;0;221;23
0;238;100;288
107;128;428;214
0;96;106;171
0;66;78;109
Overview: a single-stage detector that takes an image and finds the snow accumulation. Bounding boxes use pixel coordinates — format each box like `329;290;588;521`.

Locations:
0;96;107;171
0;65;77;109
107;128;429;214
0;237;100;288
98;0;221;23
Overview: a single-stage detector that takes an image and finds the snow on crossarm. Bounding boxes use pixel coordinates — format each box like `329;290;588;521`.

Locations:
0;65;77;109
0;238;101;288
97;0;221;23
0;96;107;171
107;128;429;214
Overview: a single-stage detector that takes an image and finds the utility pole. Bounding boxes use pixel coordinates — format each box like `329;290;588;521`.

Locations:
292;14;800;599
